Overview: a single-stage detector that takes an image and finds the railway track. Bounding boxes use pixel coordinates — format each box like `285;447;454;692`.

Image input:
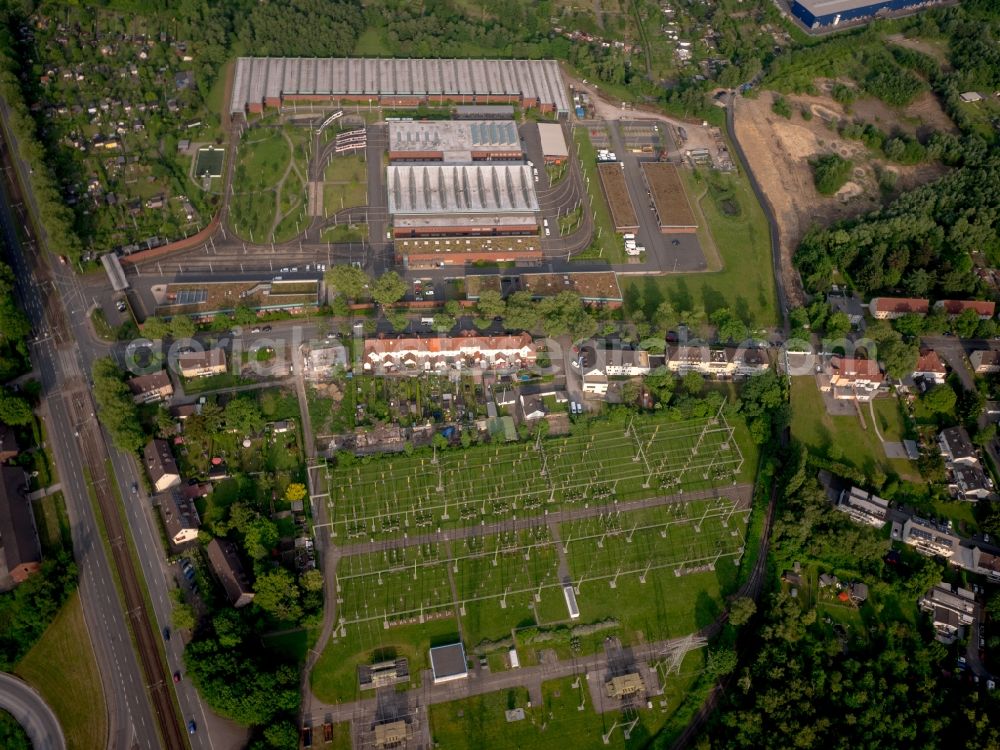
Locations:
70;393;188;750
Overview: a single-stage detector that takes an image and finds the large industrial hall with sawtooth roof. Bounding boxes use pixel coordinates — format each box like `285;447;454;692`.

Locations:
230;57;571;116
387;164;540;238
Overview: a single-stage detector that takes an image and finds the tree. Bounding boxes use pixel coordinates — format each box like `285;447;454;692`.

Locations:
224;397;264;436
263;722;300;749
300;569;324;593
325;265;370;302
253;568;303;622
476;289;506;320
682;371;704;395
706;647;738;679
728;596;756;626
0;392;32;426
878;338;919;379
824;311;851;339
232;305;257;326
918;384;957;416
142;316;170;339
974;423;996;447
91;358;146;452
372;271;407;307
170;314;196;339
504;291;539;331
952;307;981;338
285;483;306;503
172;600;197;630
811;154;853;195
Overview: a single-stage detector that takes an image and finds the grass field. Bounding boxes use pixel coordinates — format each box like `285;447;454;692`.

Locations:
571;127;627;263
313;412;755;704
871;396;910;442
16;593;107;750
428;668;705;750
790;377;916;481
621;165;777;328
325;412;748;543
324;153;367;215
32;491;70;555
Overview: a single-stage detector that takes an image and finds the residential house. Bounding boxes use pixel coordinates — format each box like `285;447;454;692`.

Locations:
835;485;889;528
970;350;1000;374
934;299;996;320
206;538;254;607
302;344;348;380
604;349;651;377
919;583;976;643
0;466;41;590
177;349;227;378
663;346;769;379
0;424;18;463
823;357;884;401
912;349;947;386
902;517;960;559
519;394;546;421
160;492;201;545
849;581;869;603
362;333;536;374
143;439;182;492
949;463;993;501
127;370;174;404
827;291;865;328
581;371;609;396
869;297;929;320
953;546;1000;581
170;403;201;421
939;426;978;467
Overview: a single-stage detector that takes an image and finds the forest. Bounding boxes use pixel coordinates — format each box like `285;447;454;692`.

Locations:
698;457;1000;749
793;1;1000;299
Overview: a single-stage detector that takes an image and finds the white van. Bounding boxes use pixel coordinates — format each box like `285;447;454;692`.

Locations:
623;233;635;240
420;317;434;326
542;218;549;228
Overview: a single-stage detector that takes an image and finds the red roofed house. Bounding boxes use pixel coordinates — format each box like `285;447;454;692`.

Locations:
362;333;536;373
934;300;996;320
869;297;930;320
913;349;947;386
824;357;884;401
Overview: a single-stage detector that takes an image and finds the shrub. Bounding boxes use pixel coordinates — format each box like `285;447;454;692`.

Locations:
811;153;854;195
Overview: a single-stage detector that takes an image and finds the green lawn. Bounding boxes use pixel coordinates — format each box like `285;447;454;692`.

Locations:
321;223;367;243
32;491;70;555
871;396;910;442
570;127;626;263
311;616;460;704
429;672;687;750
621;165;777;328
324;153;368;215
790;377;916;481
16;593;107;750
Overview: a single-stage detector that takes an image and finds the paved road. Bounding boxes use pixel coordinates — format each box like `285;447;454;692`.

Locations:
0;672;66;750
1;99;243;749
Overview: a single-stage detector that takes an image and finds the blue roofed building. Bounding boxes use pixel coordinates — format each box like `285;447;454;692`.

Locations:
791;0;939;28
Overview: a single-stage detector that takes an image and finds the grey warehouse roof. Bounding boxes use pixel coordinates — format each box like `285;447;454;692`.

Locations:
387;164;539;215
389;120;520;160
231;58;571;114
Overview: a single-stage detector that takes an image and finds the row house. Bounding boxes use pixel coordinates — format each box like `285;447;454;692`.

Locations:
362;333;536;374
939;426;993;500
934;299;996;320
835;485;889;528
661;346;769;379
869;297;929;320
919;583;976;644
127;370;174;404
901;516;960;559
